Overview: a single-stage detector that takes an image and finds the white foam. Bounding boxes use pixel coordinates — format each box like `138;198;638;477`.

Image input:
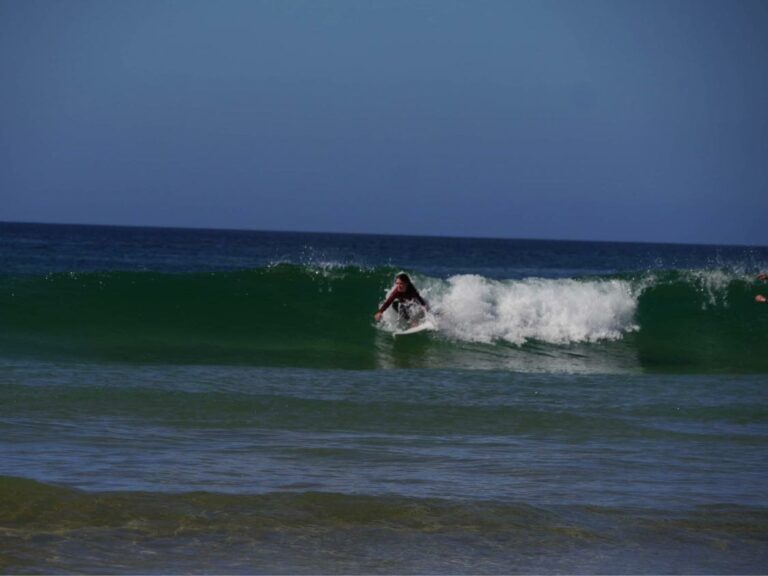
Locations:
424;275;639;345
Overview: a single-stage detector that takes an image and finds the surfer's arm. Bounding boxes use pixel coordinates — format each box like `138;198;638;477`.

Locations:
374;290;398;320
755;274;767;303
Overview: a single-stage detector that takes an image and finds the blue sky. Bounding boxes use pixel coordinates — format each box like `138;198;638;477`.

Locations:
1;0;767;245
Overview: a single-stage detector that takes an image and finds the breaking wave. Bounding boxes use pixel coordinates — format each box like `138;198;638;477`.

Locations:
1;265;766;372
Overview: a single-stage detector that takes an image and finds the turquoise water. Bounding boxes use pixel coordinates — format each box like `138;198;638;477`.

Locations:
1;222;767;573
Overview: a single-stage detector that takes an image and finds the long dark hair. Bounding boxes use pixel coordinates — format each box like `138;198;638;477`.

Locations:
395;272;412;286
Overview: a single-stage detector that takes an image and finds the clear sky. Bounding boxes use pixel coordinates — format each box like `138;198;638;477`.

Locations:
1;0;766;245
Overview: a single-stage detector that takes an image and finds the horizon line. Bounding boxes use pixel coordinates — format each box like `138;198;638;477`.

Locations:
1;219;766;250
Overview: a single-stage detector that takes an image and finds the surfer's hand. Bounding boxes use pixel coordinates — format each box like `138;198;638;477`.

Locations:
374;312;383;321
756;294;767;303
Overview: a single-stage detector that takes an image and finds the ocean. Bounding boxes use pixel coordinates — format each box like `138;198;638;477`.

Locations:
1;221;767;574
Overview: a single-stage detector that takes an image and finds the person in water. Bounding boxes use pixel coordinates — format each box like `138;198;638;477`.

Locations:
374;273;429;323
757;273;767;303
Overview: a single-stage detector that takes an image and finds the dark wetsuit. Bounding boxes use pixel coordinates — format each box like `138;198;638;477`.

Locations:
378;286;428;320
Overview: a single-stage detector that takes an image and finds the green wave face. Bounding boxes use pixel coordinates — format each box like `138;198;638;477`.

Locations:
1;266;767;372
633;271;768;372
0;265;388;368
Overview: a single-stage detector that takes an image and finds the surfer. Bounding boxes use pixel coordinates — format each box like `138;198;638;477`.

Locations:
757;273;767;303
374;273;429;322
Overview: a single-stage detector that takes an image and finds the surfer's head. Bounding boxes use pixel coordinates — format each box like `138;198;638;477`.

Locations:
395;273;411;292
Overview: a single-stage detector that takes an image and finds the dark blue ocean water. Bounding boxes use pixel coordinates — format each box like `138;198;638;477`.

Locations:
1;222;767;574
2;221;765;278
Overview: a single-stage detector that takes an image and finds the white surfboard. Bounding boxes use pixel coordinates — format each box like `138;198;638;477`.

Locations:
392;320;437;338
